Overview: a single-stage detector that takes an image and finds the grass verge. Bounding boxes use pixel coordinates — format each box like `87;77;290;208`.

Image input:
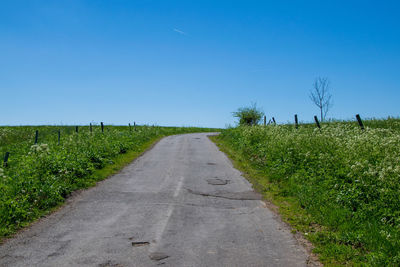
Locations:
1;126;220;239
211;135;347;266
0;135;162;244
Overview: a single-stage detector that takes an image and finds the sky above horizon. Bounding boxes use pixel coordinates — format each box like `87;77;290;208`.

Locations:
1;0;399;128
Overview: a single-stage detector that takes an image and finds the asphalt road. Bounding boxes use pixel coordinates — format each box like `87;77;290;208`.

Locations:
0;133;311;267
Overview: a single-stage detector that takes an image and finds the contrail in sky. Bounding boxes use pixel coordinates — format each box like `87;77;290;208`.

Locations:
173;28;187;36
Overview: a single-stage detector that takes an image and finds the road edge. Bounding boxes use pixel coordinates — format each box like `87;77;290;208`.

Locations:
208;134;322;267
0;135;166;245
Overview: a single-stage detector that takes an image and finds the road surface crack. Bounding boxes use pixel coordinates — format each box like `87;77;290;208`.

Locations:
207;178;230;185
186;188;262;200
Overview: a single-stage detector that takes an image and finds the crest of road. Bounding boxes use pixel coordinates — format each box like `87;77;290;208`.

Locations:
0;133;312;266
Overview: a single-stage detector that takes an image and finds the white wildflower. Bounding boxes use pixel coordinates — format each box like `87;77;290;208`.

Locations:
29;144;50;154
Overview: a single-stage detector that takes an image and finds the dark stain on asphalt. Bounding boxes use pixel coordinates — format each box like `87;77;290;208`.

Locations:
207;162;216;165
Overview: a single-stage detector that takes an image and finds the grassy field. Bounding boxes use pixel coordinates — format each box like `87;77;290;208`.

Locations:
0;125;218;239
212;118;400;266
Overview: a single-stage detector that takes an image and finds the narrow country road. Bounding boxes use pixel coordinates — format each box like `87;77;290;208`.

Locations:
0;133;311;267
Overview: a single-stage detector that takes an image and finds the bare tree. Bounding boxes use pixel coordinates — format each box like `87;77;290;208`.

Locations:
309;77;333;121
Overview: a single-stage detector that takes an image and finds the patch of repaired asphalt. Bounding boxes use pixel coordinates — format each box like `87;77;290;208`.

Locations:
186;188;262;200
206;178;229;185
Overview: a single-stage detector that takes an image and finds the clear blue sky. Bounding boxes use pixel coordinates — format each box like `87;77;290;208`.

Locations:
1;0;399;128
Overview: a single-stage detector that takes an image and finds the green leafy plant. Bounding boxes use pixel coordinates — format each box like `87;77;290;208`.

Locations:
232;103;264;126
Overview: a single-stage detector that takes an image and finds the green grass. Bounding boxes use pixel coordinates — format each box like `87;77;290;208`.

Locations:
211;118;400;266
0;125;218;240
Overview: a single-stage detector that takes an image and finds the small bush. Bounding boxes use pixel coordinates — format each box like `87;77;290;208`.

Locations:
232;103;264;126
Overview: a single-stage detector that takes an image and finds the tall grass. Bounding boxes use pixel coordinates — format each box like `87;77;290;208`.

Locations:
217;118;400;265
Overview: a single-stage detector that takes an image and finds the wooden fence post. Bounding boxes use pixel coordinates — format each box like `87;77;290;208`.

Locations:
314;116;321;129
75;126;79;133
90;123;93;133
58;130;61;145
3;152;10;167
295;114;299;129
134;122;137;131
34;130;39;144
356;114;365;130
272;117;276;125
101;122;104;133
264;116;266;126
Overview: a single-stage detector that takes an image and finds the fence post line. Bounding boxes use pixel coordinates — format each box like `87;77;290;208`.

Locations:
76;126;79;133
134;122;137;131
264;116;266;126
58;130;61;145
101;122;104;133
272;117;276;125
295;114;299;129
34;130;39;144
314;116;321;129
90;123;93;133
356;114;365;130
3;152;10;167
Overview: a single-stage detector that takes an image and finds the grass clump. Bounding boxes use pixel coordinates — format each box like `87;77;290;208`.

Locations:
213;118;400;266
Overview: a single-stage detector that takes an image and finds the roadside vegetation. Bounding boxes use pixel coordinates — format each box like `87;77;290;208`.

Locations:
213;118;400;266
0;125;217;239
